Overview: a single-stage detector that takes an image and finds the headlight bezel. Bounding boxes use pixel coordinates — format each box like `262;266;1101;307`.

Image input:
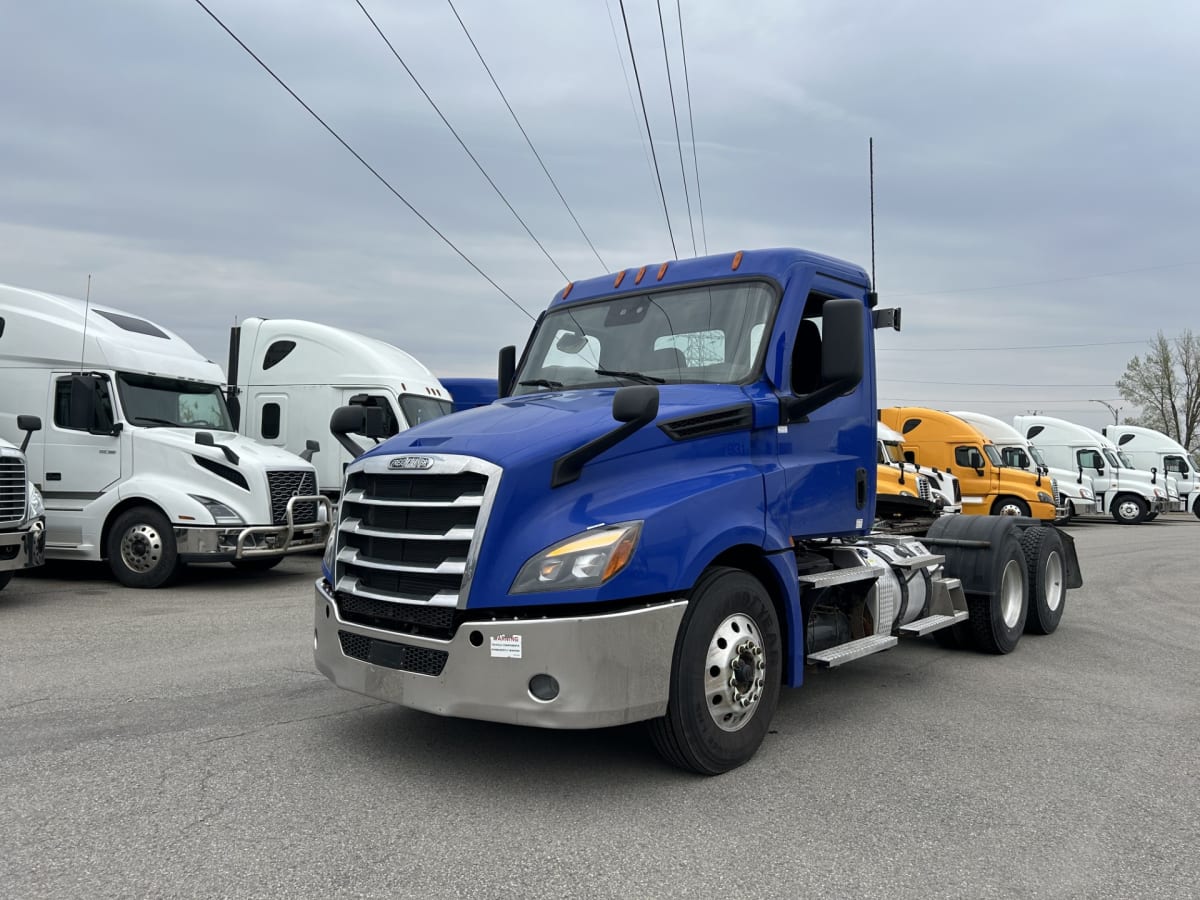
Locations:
189;494;246;526
1037;491;1053;504
511;521;642;595
27;482;44;520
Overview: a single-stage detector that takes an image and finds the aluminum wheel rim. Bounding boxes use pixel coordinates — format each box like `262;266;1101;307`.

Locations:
704;613;766;733
1044;550;1065;613
1117;500;1141;521
120;523;163;574
999;502;1024;517
999;558;1024;629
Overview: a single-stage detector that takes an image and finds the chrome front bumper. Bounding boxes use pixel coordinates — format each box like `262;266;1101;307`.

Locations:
0;519;45;573
313;579;688;729
176;496;332;561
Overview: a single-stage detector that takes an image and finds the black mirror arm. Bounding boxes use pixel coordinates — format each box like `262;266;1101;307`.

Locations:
782;376;861;425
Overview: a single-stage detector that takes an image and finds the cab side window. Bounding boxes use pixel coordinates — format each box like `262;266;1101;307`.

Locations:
954;446;984;469
54;376;115;432
1078;449;1104;469
1165;455;1188;475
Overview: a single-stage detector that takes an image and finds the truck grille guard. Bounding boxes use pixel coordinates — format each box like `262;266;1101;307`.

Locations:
332;455;502;630
235;494;333;558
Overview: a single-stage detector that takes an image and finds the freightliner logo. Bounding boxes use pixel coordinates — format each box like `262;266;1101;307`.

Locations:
389;456;435;470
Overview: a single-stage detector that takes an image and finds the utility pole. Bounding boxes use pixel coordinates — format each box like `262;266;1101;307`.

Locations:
1090;399;1121;425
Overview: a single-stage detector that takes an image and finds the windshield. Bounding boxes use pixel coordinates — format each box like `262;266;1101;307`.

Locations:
1103;449;1123;469
116;372;233;429
512;280;777;394
983;444;1004;467
1117;450;1135;468
1028;445;1046;467
878;440;903;465
399;395;452;427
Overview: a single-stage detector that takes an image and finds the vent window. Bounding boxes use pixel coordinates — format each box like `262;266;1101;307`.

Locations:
902;418;921;434
263;340;296;370
1027;425;1044;439
95;310;169;338
261;402;281;439
1117;433;1135;445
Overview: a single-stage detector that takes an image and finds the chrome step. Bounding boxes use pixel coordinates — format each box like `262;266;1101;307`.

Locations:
807;634;898;668
888;553;945;570
799;567;881;589
899;610;969;636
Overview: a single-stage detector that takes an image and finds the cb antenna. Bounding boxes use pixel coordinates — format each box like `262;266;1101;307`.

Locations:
79;274;93;373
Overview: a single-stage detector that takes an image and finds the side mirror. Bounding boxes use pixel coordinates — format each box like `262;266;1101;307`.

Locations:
330;406;369;459
820;299;864;387
362;407;387;440
17;414;41;453
551;386;659;487
498;345;517;398
300;439;320;462
1150;466;1157;484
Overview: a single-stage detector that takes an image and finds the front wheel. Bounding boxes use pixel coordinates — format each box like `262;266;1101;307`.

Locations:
107;506;179;588
1111;494;1148;525
648;567;782;775
992;496;1031;518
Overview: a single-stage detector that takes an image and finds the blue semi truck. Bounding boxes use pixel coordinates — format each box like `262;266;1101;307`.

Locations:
315;247;1082;774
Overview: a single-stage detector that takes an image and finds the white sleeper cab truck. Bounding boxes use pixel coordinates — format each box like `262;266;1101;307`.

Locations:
951;410;1099;521
1104;424;1200;519
1014;415;1169;524
0;417;46;592
228;317;452;502
0;284;330;588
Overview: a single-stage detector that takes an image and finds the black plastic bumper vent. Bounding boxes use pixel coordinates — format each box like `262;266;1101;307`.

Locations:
337;630;448;676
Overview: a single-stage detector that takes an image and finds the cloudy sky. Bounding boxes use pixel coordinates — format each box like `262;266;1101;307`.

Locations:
2;0;1196;431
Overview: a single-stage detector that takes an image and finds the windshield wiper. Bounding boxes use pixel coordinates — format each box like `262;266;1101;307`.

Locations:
594;368;665;385
519;379;565;390
130;416;180;427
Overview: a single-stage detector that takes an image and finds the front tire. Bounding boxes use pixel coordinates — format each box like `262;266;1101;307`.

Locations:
992;496;1031;518
1111;494;1148;525
107;506;178;588
1020;527;1066;635
649;567;782;775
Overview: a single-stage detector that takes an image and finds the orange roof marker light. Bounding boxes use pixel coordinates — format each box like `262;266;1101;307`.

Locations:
561;281;574;300
731;251;744;271
656;262;669;281
613;270;627;288
635;265;647;285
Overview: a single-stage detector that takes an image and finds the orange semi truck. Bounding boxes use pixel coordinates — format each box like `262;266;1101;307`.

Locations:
879;407;1058;522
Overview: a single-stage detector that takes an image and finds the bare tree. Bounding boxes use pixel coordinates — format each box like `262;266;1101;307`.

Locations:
1116;330;1200;450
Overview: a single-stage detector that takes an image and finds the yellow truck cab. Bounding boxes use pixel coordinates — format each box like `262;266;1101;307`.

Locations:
879;407;1057;522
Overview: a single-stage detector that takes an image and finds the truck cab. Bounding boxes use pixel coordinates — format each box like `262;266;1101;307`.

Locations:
0;418;46;593
951;410;1097;521
0;284;330;587
1104;424;1199;518
229;317;453;502
878;407;1057;521
1014;416;1169;524
877;421;962;515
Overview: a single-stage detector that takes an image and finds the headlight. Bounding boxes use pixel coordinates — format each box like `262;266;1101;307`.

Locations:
1037;492;1053;504
511;522;642;594
189;494;245;525
28;483;44;519
1154;488;1165;499
898;490;914;497
1080;488;1092;499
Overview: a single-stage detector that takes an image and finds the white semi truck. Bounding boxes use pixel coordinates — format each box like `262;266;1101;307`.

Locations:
0;418;46;592
0;284;330;587
1014;415;1170;524
951;410;1099;521
1103;424;1200;519
228;317;453;502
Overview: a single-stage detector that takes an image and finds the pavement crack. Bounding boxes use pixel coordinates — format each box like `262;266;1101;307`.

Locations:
197;702;388;745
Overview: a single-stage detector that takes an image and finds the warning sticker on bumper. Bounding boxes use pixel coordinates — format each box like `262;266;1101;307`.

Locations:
490;634;522;659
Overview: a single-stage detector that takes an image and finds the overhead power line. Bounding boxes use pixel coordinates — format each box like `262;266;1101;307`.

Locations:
888;261;1199;298
675;0;706;254
604;0;660;200
353;0;569;281
886;379;1117;387
189;0;533;320
445;0;608;272
655;0;696;255
618;0;678;259
879;338;1157;352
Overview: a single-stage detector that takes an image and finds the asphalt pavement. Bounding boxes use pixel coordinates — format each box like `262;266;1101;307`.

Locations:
2;517;1198;899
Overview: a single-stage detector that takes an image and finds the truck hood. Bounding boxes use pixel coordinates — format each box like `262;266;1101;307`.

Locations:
133;427;312;470
363;385;757;469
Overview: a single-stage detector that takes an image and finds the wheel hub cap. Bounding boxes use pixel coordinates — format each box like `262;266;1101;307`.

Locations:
120;524;163;574
705;613;766;732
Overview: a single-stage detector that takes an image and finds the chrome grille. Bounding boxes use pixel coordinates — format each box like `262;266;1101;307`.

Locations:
266;470;318;525
1051;477;1061;507
917;475;932;501
334;456;499;612
0;456;27;525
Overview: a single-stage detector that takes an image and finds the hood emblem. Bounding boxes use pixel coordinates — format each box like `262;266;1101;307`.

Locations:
389;456;435;470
